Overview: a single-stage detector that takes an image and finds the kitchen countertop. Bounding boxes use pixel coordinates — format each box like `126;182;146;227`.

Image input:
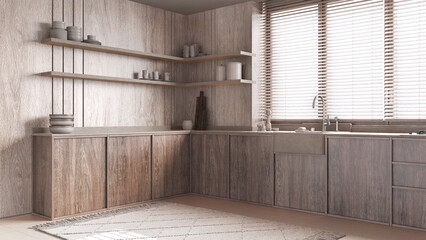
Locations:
32;128;424;138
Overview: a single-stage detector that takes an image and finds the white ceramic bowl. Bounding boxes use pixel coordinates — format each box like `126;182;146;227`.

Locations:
49;114;74;119
50;29;67;40
50;120;74;126
52;21;65;29
182;120;193;130
50;126;74;134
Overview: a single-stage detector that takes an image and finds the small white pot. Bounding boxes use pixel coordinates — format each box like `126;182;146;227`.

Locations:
182;120;193;130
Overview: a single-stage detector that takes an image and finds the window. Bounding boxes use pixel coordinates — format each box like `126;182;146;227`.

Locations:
261;0;426;121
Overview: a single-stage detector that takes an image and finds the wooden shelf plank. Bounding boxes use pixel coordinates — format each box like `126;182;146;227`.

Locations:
42;38;184;62
180;79;255;88
41;38;255;63
182;51;256;64
41;72;180;87
40;72;255;88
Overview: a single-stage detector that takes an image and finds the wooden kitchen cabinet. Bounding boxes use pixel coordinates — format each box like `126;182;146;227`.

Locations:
152;134;190;199
328;137;391;223
230;135;274;205
33;136;107;219
107;136;151;207
191;133;229;198
275;153;326;213
393;188;426;229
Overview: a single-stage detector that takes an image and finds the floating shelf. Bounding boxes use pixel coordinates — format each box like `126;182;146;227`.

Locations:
40;72;255;88
42;38;255;63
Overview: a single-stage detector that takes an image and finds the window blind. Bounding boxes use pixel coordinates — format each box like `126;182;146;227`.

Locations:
260;0;426;121
391;0;426;119
262;0;320;120
325;0;385;119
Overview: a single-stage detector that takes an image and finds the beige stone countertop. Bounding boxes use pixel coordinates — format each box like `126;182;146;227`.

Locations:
32;130;191;137
32;128;426;138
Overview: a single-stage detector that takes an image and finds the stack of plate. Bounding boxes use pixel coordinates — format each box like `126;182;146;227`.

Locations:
49;114;74;134
50;21;67;40
67;26;82;41
83;35;102;45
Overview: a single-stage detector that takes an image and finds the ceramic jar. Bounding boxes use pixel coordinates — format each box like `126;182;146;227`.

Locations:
226;62;242;80
182;120;193;130
216;65;226;81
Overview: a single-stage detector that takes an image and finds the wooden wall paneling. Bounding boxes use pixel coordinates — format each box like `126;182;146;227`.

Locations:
230;135;274;204
63;0;74;114
32;137;53;218
210;2;253;128
72;0;84;126
52;0;64;114
275;153;326;213
0;0;52;218
53;137;106;218
152;134;190;199
108;136;151;207
83;0;172;127
163;11;174;126
186;11;213;83
191;134;229;198
328;137;391;223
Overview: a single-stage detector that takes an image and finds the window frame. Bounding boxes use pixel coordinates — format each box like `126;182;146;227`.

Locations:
262;0;426;124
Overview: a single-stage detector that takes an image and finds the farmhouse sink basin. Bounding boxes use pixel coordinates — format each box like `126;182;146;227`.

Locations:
274;132;325;155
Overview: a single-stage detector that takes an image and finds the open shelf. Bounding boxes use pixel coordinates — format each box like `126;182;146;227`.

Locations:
40;71;255;88
42;38;255;63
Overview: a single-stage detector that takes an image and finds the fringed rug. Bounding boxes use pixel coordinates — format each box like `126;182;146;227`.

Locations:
33;202;345;240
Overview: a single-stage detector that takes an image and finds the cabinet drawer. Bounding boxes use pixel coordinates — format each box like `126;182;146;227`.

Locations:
393;188;426;229
393;139;426;163
393;164;426;189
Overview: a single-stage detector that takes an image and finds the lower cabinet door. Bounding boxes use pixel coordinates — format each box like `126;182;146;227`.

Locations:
275;153;326;213
230;135;274;205
393;188;426;229
53;138;106;218
152;134;190;199
191;134;229;198
328;137;391;223
108;136;151;207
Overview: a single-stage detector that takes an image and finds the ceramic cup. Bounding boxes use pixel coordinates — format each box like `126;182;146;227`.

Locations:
164;72;171;81
142;70;149;79
153;71;160;80
183;45;190;58
182;120;193;130
190;44;200;58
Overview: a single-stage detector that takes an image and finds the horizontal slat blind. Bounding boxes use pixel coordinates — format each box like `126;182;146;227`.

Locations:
392;0;426;119
267;1;320;119
325;0;384;119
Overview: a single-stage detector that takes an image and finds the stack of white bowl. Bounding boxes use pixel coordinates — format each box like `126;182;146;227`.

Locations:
67;26;82;41
50;21;67;40
49;114;74;134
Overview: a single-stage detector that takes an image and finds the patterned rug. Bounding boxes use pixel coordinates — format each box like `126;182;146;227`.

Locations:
33;202;345;240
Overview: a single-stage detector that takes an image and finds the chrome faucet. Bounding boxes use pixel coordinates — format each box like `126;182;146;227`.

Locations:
312;95;330;132
334;116;339;131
